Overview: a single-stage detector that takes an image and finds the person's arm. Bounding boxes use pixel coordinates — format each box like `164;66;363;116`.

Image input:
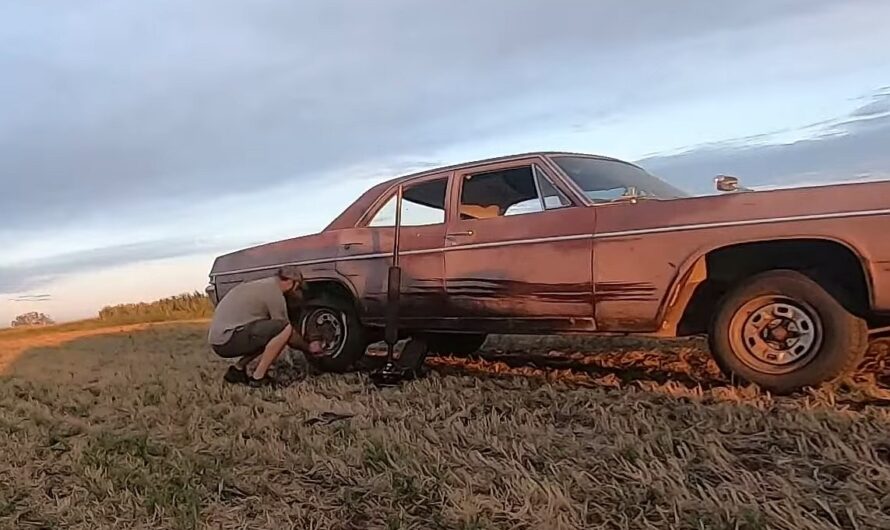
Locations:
265;285;320;353
288;331;311;352
266;285;289;323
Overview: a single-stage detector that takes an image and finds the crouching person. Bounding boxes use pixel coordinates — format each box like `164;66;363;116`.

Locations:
207;266;321;387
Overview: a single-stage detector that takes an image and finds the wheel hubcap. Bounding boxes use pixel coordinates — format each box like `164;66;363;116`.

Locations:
730;296;823;374
302;308;347;358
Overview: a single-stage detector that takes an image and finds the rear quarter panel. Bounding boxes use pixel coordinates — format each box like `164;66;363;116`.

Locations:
210;231;350;300
593;180;890;332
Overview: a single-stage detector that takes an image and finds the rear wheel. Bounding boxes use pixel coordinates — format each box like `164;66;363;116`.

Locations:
708;269;868;394
298;294;367;373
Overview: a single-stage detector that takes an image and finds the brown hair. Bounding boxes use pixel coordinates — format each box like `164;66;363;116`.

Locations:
276;265;303;282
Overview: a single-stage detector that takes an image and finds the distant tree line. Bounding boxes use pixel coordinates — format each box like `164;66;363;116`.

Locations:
10;311;56;328
97;291;213;324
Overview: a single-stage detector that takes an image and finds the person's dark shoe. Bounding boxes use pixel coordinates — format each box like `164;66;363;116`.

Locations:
247;375;280;389
223;366;250;385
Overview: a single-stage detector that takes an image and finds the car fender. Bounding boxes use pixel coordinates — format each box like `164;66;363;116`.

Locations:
655;234;874;336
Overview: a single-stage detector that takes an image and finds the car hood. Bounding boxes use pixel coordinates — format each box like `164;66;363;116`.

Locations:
595;179;890;235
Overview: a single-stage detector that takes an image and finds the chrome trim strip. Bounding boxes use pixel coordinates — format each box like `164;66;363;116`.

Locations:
593;208;890;240
443;233;589;252
541;156;594;206
211;248;432;278
210;208;890;277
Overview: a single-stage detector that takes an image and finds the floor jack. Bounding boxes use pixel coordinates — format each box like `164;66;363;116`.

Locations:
369;184;430;388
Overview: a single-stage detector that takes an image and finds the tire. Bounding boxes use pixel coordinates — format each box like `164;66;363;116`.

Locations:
425;333;488;357
708;269;868;395
298;293;367;373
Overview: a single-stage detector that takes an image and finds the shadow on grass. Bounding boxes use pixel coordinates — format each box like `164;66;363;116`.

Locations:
429;351;726;389
362;335;724;388
362;334;890;408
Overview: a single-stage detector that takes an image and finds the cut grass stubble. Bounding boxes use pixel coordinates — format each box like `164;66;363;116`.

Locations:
1;323;889;529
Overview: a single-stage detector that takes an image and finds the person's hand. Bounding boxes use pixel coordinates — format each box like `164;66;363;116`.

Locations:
308;340;323;355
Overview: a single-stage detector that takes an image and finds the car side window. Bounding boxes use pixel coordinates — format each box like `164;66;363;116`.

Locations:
459;165;570;220
367;177;448;227
535;166;571;210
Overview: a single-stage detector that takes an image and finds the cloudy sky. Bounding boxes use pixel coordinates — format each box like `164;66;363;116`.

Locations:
2;0;889;325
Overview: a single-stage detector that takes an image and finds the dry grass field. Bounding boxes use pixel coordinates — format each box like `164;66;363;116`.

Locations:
2;322;890;529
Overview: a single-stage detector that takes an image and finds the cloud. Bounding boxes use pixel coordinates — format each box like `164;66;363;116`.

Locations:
1;0;888;306
9;294;52;302
0;0;856;235
637;89;890;193
0;238;225;294
850;88;890;118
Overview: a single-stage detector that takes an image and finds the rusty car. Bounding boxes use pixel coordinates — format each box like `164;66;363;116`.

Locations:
206;151;890;394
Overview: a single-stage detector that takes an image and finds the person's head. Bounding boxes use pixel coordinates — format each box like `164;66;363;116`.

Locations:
275;266;304;297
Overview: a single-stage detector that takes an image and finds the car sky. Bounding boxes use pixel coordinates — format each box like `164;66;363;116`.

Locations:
2;0;889;324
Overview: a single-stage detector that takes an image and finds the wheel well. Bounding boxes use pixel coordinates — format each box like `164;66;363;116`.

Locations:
677;239;870;335
286;279;358;320
304;279;354;303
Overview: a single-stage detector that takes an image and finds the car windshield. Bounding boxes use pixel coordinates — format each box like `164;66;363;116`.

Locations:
551;155;689;202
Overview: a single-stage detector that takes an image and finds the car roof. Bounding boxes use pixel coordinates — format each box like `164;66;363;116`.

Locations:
323;151;644;231
373;151;638;187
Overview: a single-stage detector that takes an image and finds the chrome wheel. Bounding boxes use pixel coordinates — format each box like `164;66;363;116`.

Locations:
301;307;348;358
728;295;823;374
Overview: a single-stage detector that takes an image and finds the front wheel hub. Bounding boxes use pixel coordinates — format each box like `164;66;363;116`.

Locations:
301;308;348;358
730;297;823;374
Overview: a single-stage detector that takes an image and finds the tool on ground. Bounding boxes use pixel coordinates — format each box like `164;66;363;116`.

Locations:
369;184;428;387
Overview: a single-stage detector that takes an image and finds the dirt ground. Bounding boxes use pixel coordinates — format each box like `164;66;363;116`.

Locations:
1;323;890;530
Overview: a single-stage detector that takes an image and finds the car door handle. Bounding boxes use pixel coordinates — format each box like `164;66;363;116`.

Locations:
446;230;474;238
341;242;364;250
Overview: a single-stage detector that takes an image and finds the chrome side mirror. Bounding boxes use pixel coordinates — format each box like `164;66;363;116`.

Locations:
715;175;750;193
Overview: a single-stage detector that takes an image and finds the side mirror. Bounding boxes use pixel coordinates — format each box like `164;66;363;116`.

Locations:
715;175;749;193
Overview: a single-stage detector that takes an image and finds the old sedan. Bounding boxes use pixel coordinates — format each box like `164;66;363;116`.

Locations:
207;151;890;394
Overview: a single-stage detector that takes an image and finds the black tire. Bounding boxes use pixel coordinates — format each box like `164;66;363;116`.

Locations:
425;333;488;357
708;269;868;395
298;293;367;373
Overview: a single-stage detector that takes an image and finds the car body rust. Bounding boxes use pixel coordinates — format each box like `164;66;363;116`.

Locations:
206;151;890;339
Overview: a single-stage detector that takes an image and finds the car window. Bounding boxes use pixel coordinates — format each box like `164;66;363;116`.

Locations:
460;165;570;220
536;167;571;209
367;177;448;227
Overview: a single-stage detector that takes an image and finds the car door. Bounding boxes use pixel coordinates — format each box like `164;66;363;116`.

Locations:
334;173;450;328
442;157;596;333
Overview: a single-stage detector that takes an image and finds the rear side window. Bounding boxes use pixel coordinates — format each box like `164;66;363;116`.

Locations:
368;178;448;227
459;165;570;220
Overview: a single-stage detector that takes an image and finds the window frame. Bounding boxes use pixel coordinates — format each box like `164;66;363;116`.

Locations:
544;154;689;206
357;173;452;229
532;164;572;212
454;161;577;221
